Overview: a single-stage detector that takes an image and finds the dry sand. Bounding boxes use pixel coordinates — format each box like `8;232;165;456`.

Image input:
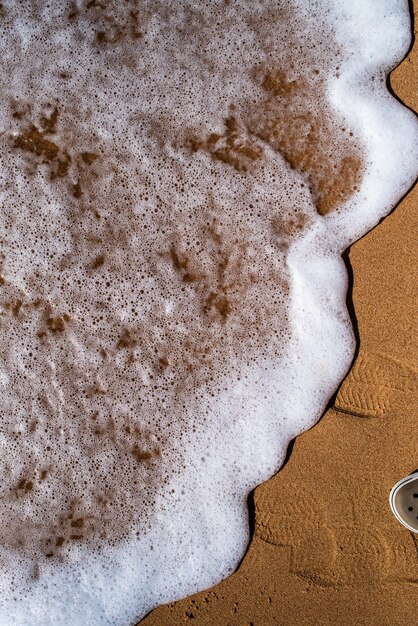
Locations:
139;3;418;626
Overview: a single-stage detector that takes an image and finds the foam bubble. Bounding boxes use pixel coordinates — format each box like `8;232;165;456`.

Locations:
0;1;416;624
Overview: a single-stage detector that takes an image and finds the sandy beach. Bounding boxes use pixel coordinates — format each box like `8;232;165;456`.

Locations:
0;2;414;624
140;4;418;626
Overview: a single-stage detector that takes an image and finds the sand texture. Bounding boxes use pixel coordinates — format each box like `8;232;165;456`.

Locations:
139;5;418;626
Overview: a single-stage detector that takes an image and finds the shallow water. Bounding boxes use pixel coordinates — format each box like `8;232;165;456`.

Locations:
0;1;417;624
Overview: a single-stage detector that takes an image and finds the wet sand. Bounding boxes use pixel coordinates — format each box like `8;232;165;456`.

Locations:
139;4;418;625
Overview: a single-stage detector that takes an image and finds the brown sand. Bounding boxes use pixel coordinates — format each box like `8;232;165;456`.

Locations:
139;6;418;626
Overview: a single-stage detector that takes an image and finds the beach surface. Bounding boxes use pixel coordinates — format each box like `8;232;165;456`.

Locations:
140;5;418;626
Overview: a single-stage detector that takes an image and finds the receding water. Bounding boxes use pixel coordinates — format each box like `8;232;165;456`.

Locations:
0;1;416;624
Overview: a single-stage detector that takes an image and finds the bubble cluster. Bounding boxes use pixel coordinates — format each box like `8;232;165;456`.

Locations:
0;1;416;625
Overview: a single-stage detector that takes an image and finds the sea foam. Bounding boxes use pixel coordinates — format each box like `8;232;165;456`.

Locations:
0;1;416;625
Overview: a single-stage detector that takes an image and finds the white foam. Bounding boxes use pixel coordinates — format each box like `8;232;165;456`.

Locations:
0;1;416;624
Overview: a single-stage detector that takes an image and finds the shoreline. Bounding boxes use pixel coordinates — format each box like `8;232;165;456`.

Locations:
140;3;418;624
